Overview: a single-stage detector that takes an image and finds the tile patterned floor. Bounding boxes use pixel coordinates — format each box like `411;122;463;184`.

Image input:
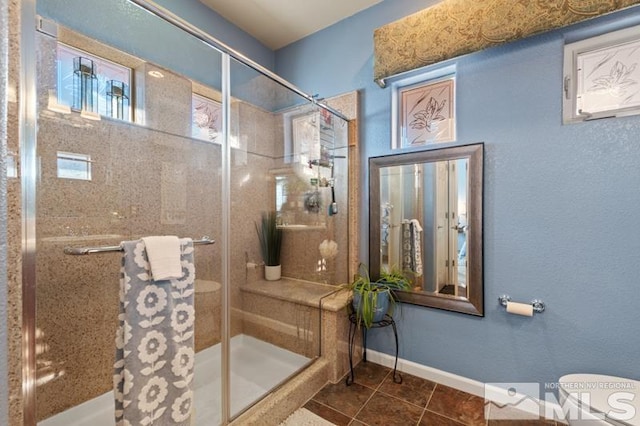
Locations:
303;362;559;426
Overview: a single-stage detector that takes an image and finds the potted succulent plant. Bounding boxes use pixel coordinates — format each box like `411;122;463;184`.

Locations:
346;264;412;328
255;211;283;280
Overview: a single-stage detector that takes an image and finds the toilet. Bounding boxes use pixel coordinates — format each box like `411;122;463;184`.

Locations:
558;374;640;426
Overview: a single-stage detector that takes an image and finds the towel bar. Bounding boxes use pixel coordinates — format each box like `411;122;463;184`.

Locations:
63;236;215;255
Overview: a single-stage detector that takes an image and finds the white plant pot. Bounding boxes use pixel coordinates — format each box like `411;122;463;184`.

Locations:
264;265;281;281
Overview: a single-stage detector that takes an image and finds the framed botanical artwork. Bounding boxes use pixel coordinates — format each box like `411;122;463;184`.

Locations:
191;93;222;142
563;23;640;124
393;76;455;148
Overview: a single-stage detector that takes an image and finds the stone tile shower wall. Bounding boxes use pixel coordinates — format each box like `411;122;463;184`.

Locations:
274;117;350;286
32;31;273;420
7;1;24;424
278;165;350;286
32;25;350;422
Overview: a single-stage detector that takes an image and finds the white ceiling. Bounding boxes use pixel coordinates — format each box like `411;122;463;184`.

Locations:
198;0;384;50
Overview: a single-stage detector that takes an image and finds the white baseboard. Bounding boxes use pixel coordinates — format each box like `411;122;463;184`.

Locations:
365;349;485;397
365;349;566;423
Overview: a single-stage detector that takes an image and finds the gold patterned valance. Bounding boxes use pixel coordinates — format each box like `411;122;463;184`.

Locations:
374;0;640;85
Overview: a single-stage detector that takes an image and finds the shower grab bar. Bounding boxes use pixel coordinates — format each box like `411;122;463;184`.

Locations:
63;236;215;255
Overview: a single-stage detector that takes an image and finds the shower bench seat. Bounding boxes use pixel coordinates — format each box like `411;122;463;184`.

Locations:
234;277;359;425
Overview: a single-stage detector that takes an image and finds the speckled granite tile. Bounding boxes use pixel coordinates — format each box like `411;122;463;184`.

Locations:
326;92;358;123
36;32;57;113
326;91;359;281
7;1;24;424
135;63;192;137
33;94;229;420
321;303;359;384
280;227;348;284
194;282;221;352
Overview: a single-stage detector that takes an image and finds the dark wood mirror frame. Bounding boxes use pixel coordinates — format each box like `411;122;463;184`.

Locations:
369;143;484;316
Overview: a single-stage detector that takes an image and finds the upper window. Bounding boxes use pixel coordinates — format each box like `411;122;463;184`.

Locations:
57;43;132;121
57;151;92;181
563;24;640;124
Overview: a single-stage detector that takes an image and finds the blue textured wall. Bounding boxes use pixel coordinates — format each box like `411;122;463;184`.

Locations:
152;0;274;70
277;3;640;390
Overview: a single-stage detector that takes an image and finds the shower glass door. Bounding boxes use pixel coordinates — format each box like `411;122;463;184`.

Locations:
33;0;224;424
227;57;349;420
226;57;321;420
29;1;350;425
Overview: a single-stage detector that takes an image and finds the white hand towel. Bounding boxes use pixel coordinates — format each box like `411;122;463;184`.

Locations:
141;236;183;280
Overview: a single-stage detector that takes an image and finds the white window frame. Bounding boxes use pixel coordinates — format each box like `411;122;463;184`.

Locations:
563;24;640;124
390;64;457;149
57;152;92;181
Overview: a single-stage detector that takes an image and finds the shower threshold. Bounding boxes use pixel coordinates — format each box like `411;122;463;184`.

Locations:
39;334;311;426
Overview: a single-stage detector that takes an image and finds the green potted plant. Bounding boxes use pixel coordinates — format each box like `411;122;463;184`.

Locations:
345;264;412;328
255;211;283;280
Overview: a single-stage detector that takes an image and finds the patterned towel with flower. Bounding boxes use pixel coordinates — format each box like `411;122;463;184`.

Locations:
401;219;423;277
114;238;196;426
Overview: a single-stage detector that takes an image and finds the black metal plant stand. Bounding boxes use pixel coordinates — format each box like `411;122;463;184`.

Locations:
346;310;401;386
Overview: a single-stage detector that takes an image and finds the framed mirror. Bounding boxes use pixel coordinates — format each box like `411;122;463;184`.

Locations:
369;143;484;316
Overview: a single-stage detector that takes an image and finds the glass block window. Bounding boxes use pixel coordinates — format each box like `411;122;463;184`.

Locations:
57;152;92;181
191;93;222;143
57;43;132;121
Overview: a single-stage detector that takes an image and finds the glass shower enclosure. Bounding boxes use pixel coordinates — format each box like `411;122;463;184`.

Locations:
23;1;350;424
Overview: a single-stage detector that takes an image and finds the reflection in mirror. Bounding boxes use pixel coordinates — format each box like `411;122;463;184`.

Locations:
370;143;484;316
380;158;468;297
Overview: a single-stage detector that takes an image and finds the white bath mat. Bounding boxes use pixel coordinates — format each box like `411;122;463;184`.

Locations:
279;408;337;426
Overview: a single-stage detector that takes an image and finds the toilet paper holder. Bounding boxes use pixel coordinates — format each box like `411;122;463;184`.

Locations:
498;295;545;313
